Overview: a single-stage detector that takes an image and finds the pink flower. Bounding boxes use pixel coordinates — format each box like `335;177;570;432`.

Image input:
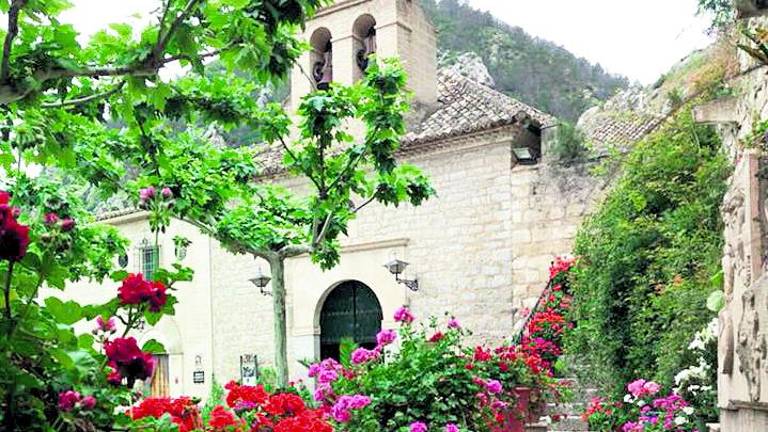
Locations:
139;187;156;203
80;395;97;410
394;306;414;324
44;213;59;225
376;329;397;346
491;400;508;410
447;318;461;329
643;381;661;396
60;218;75;232
410;421;428;432
95;316;117;334
58;390;81;411
161;187;173;199
486;380;503;394
627;379;661;398
351;347;379;365
445;424;459;432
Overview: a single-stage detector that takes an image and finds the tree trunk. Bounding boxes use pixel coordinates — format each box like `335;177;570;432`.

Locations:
269;256;289;388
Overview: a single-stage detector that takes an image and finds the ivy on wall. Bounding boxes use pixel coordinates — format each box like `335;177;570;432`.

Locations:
564;108;730;393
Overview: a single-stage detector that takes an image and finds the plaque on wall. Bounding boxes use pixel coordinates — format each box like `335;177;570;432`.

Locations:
240;354;259;386
193;371;205;384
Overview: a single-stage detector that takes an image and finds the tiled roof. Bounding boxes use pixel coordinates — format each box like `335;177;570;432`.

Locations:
402;70;556;146
580;112;662;150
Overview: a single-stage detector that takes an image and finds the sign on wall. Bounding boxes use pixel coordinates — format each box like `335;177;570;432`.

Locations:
240;354;259;386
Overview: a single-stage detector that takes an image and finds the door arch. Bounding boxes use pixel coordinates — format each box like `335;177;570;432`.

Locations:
319;281;383;360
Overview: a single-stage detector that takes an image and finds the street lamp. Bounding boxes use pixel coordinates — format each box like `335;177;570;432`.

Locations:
249;267;272;296
383;258;419;292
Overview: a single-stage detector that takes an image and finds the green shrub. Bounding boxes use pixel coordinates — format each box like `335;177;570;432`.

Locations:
550;122;590;166
565;108;730;394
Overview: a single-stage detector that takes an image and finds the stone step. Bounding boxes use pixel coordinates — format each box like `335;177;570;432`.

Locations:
546;415;589;431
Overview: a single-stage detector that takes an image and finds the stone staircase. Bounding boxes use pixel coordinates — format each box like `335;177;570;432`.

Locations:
527;378;595;432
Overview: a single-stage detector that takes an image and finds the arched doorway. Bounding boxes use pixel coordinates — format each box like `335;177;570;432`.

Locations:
319;281;383;360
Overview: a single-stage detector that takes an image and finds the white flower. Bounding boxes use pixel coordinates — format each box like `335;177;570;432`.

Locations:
637;400;646;407
683;407;695;415
541;416;553;425
624;394;633;403
674;416;688;425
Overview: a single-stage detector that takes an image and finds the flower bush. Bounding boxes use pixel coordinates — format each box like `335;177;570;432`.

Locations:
673;318;718;423
565;109;729;391
309;305;570;432
130;381;332;432
583;379;700;432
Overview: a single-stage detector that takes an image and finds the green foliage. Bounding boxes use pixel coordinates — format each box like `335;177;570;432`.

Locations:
550;122;590;166
565;109;730;394
421;0;628;121
698;0;736;31
201;377;225;423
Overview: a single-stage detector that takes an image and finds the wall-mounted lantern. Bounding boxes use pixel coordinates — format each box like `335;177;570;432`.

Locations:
249;267;272;296
383;259;419;292
512;146;538;165
193;355;205;384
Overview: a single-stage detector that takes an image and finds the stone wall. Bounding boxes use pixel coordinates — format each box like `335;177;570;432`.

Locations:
694;39;768;429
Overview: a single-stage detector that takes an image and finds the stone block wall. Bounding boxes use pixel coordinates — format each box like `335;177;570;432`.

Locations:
695;37;768;429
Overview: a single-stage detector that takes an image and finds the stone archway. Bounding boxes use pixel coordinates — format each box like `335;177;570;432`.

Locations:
319;280;383;360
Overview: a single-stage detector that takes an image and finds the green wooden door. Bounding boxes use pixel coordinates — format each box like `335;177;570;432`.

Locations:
320;281;382;360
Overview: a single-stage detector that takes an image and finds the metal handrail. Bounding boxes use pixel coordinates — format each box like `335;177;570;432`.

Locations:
510;278;555;345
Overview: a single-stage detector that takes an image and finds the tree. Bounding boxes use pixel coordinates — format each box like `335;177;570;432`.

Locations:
0;0;432;427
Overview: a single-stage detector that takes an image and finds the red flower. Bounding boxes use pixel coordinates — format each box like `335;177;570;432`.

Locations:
132;397;201;432
147;281;167;312
119;273;150;305
273;409;333;432
473;346;492;362
118;273;168;312
266;393;307;417
428;331;444;343
0;203;29;262
107;368;122;386
208;405;242;431
104;337;156;383
225;381;269;409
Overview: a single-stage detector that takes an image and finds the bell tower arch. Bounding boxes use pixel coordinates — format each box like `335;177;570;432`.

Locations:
290;0;437;110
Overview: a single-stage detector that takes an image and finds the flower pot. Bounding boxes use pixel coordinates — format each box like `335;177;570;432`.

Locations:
498;387;540;432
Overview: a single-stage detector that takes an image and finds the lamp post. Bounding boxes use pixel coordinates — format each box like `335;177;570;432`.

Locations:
383;258;419;291
249;267;272;296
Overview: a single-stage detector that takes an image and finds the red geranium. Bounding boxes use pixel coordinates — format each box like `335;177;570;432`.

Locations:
104;337;156;383
0;196;29;262
131;397;202;432
265;393;306;417
225;380;269;409
273;409;333;432
208;405;243;431
118;273;168;312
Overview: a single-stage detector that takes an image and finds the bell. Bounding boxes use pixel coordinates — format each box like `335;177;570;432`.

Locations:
314;41;333;90
356;28;376;72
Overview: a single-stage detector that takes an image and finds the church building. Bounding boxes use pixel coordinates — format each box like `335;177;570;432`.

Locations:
65;0;608;399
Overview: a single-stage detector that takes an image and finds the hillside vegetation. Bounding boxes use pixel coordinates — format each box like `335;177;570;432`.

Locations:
422;0;629;120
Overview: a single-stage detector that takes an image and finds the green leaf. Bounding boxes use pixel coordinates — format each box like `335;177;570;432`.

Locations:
707;290;725;313
44;297;82;325
142;339;166;354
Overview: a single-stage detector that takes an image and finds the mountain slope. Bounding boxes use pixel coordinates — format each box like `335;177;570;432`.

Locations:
421;0;629;121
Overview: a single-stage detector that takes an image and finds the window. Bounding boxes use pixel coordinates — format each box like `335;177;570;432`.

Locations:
139;239;159;280
148;354;170;397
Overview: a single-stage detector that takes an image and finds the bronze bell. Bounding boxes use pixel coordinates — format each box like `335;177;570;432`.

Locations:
356;27;376;72
313;41;333;90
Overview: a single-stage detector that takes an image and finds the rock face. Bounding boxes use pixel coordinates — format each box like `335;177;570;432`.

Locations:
442;52;496;88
